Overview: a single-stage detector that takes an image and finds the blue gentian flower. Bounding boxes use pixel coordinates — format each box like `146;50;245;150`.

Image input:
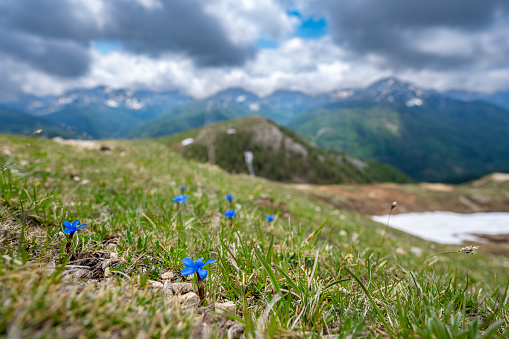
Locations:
181;257;217;279
63;220;87;233
172;194;187;204
225;194;234;201
224;209;237;219
266;215;274;222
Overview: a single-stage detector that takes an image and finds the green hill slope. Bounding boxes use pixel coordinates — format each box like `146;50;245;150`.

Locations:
44;105;143;138
0;106;73;137
130;101;252;138
289;98;509;182
159;116;412;184
130;100;296;139
0;134;506;337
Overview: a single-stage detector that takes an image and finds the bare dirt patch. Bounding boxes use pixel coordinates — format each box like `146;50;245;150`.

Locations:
292;183;509;215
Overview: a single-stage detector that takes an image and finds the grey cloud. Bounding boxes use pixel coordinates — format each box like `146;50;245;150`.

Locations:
0;26;91;77
317;0;509;70
0;56;22;99
0;0;101;41
0;0;255;79
105;0;255;66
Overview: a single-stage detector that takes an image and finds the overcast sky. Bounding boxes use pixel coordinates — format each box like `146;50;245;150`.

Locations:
1;0;508;99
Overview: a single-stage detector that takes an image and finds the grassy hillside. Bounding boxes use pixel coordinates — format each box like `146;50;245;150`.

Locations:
0;107;73;138
130;101;252;139
158;116;412;184
0;134;507;337
290;98;509;182
131;101;297;139
44;105;144;139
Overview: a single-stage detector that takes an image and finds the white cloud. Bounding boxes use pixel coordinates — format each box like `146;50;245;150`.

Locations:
204;0;297;45
1;37;389;98
2;11;509;99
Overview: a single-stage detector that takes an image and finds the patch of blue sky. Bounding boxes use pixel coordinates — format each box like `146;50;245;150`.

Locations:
294;17;327;38
93;40;123;55
287;10;328;39
255;38;279;49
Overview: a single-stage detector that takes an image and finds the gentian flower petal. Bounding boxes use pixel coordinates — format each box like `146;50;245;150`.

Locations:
203;259;217;266
195;257;205;268
77;224;87;230
181;267;196;276
63;221;72;228
182;257;195;267
197;268;208;279
72;220;79;228
63;228;72;233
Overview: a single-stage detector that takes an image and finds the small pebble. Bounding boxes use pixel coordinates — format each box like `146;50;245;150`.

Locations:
171;282;194;294
160;271;175;280
180;292;200;307
215;301;236;316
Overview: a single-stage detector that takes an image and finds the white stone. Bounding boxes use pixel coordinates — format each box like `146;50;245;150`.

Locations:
180;292;200;307
162;281;174;295
150;280;164;288
160;271;175;280
215;301;236;315
171;282;194;294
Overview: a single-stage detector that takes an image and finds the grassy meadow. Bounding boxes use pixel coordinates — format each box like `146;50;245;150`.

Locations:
0;133;508;338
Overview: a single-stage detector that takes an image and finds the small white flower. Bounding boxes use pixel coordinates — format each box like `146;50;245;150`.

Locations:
460;245;479;254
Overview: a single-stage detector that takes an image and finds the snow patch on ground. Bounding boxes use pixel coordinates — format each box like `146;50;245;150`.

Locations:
181;138;194;146
249;102;260;111
372;211;509;244
406;98;423;107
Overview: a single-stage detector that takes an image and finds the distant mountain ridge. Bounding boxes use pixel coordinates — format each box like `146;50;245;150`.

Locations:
3;77;509;182
290;78;509;182
1;86;193;117
2;77;509;139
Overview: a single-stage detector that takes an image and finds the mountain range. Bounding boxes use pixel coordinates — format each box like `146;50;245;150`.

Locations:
290;78;509;182
2;77;509;182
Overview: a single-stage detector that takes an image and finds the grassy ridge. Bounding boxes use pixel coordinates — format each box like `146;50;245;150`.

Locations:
159;116;413;185
0;107;73;138
0;134;508;337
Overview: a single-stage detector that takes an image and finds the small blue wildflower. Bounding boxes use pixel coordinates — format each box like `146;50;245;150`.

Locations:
181;257;217;279
180;186;185;193
267;215;274;222
172;194;187;204
224;209;237;219
63;220;87;233
225;194;234;202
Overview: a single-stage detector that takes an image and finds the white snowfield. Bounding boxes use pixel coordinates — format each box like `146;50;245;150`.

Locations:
372;211;509;244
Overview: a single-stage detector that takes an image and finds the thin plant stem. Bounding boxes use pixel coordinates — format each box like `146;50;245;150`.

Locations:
195;272;205;302
375;202;397;264
66;231;75;254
